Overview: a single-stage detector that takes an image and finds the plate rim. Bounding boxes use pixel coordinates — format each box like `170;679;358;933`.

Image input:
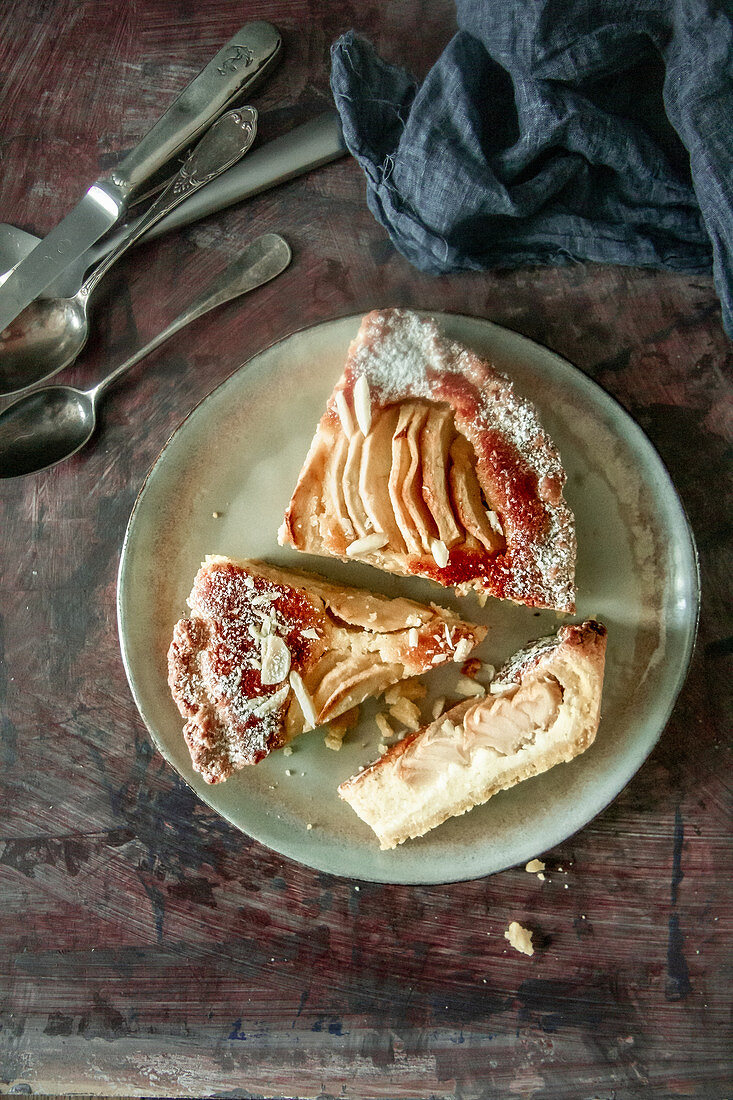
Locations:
117;310;701;884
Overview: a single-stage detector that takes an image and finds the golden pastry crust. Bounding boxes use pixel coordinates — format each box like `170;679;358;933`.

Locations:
279;309;576;612
167;555;487;784
338;620;607;849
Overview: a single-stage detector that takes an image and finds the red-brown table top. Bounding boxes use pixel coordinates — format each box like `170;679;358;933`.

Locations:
1;2;730;1097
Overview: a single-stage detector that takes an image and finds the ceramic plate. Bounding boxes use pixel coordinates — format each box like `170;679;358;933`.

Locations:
117;313;699;884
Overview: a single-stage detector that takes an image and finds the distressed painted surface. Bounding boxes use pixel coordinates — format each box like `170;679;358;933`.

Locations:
0;0;731;1096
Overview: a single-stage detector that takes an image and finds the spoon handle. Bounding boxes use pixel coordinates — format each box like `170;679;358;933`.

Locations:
82;108;258;299
91;233;291;402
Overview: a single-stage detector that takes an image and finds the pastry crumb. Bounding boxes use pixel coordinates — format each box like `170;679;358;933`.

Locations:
212;511;222;519
283;746;293;757
388;696;422;730
375;712;394;739
525;858;545;873
325;706;359;750
504;921;534;956
384;679;427;704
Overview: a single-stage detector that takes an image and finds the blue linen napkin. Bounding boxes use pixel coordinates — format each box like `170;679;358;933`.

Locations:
331;0;733;336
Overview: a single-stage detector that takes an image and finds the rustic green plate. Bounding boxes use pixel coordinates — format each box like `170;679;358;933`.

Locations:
117;313;699;883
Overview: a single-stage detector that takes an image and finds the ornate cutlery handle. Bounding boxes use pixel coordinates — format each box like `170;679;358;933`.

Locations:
83;108;258;298
108;21;280;198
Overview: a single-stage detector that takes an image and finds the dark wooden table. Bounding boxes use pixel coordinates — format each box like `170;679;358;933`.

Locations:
1;2;730;1096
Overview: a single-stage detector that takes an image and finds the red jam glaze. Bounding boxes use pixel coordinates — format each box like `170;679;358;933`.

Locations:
195;561;323;701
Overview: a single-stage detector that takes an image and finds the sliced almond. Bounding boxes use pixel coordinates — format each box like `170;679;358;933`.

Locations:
353;374;372;436
431;696;446;720
289;670;318;730
260;634;292;685
389;696;422;731
486;509;504;535
254;683;290;717
431;538;449;569
455;676;486;698
335;389;355;439
453;637;475;664
375;712;394;739
345;532;388;557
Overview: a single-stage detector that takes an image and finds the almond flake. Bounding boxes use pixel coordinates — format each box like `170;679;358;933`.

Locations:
453;637;474;664
353;374;372;436
444;623;454;650
335;389;355;439
345;532;388;557
489;680;514;695
431;696;446;720
455;677;486;698
289;670;318;730
260;634;291;685
431;538;449;569
487;510;504;535
301;627;320;640
254;683;289;717
408;627;419;649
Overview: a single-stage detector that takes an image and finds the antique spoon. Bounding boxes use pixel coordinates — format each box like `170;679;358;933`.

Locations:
0;106;258;397
0;233;291;478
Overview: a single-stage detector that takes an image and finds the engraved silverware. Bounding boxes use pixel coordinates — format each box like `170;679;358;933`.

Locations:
0;112;347;301
0;20;281;334
0;233;291;478
0;107;258;396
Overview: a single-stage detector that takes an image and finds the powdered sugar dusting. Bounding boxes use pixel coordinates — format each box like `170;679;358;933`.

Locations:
168;560;322;782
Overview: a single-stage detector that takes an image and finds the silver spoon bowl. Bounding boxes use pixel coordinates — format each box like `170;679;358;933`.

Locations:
0;105;258;398
0;232;291;478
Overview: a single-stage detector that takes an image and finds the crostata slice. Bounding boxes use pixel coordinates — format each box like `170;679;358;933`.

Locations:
338;619;607;849
168;555;487;783
279;309;576;612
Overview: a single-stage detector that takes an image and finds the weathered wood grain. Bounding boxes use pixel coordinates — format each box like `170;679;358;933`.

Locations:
0;0;731;1097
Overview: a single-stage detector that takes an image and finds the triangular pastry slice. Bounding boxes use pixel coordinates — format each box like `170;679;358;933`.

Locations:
167;556;487;784
338;620;607;849
279;309;576;612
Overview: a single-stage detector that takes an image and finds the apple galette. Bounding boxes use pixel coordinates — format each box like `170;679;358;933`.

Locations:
279;308;576;612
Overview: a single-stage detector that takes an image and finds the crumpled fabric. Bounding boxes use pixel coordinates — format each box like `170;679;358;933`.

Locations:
331;0;733;335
